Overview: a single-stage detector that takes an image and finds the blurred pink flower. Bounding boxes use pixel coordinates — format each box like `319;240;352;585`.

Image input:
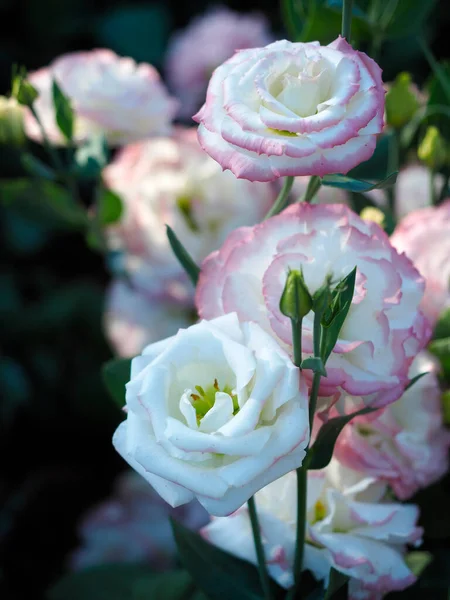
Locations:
103;127;274;273
196;203;430;408
391;199;450;325
194;37;385;182
25;49;178;145
69;470;207;571
334;351;450;500
104;278;193;357
165;7;272;119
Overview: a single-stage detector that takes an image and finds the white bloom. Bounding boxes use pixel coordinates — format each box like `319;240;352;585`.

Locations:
113;313;309;516
203;460;421;597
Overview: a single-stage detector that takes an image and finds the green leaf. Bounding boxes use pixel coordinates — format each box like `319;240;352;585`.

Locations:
0;178;87;230
47;564;154;600
324;567;349;599
301;357;327;377
348;132;393;181
400;104;450;148
320;267;356;364
405;552;433;577
166;225;200;286
74;133;109;180
98;188;124;225
322;172;398;193
281;0;305;41
428;337;450;360
21;153;56;180
404;371;428;391
172;519;274;600
134;571;207;600
52;78;74;142
306;406;376;470
97;4;171;64
102;358;132;409
384;0;437;39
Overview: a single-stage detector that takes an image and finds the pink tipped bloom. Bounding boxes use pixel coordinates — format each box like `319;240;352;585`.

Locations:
103;127;274;271
69;470;207;571
196;202;430;408
104;279;194;357
24;49;178;145
165;7;273;119
203;461;421;598
335;351;450;500
194;37;385;182
391;199;450;325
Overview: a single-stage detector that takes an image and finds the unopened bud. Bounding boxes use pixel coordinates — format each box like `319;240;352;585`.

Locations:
418;126;446;170
279;269;313;321
385;72;420;129
11;73;38;107
0;97;25;146
312;274;333;316
360;206;385;228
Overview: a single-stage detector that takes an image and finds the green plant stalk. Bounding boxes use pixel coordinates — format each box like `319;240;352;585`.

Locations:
264;176;295;219
300;175;322;203
430;169;437;205
387;129;399;215
341;0;354;40
247;496;273;600
29;104;65;174
291;318;303;368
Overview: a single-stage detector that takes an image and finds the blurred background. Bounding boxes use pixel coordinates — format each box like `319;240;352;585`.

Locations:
0;1;449;599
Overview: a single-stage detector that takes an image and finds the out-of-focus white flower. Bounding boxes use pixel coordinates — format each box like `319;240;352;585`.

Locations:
69;471;207;571
203;460;421;598
24;49;177;145
113;313;310;516
335;352;450;499
165;7;273;119
197;203;430;409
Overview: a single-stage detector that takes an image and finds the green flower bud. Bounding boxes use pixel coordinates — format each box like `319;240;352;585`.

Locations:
0;96;25;146
11;73;39;107
279;269;313;321
312;274;333;316
385;72;420;129
418;126;446;170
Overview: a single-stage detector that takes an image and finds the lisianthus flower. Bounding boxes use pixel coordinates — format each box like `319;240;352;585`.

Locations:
165;7;272;119
194;37;385;182
113;313;309;516
69;471;207;571
24;49;178;145
391;199;450;325
203;459;421;598
334;352;450;499
196;203;430;408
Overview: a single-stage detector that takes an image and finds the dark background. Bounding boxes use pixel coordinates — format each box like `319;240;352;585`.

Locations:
0;1;449;599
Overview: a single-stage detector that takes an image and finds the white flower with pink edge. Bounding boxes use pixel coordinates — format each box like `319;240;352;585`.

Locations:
196;202;430;409
391;199;450;326
194;37;384;182
334;351;450;499
24;49;178;145
113;313;310;516
203;459;421;598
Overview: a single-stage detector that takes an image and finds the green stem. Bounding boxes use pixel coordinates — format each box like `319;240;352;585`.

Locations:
300;175;322;204
341;0;354;40
387;129;399;216
264;176;295;219
291;318;303;368
247;497;273;600
430;169;437;205
286;466;307;600
30;104;65;173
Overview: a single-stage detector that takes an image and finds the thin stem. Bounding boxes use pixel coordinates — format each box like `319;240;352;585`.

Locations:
341;0;354;40
430;169;437;205
291;318;303;368
286;466;307;600
300;175;322;204
247;496;273;600
29;104;65;173
309;371;321;434
387;129;399;217
264;175;295;219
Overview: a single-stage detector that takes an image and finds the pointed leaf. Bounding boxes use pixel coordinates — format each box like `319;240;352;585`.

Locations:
166;225;200;286
98;188;124;225
306;406;377;470
301;357;327;376
322;172;398;193
52;78;74;142
102;358;131;409
404;371;428;391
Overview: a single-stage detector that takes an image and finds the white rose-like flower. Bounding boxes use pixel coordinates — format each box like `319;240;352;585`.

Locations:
203;460;421;598
113;313;310;516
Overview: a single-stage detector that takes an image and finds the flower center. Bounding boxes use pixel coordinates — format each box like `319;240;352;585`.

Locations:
311;500;327;524
190;378;239;424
